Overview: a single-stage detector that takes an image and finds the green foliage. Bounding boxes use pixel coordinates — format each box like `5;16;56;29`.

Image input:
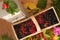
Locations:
46;29;52;36
44;29;53;40
51;0;60;19
45;34;50;40
8;1;17;9
37;0;47;9
58;35;60;40
3;0;18;15
0;35;12;40
33;8;39;15
3;0;9;4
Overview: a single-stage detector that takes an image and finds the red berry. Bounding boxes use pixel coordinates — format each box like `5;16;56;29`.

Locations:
29;26;36;33
2;3;8;9
36;34;40;38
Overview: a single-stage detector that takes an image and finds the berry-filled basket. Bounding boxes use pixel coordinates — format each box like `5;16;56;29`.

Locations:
12;7;60;40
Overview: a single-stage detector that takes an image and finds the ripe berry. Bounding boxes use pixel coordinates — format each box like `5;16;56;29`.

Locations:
2;3;8;9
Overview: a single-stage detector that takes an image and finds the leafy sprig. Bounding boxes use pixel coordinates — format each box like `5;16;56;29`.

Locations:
3;0;18;15
0;35;12;40
37;0;47;9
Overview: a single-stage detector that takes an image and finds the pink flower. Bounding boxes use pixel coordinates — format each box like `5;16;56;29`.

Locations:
53;27;60;35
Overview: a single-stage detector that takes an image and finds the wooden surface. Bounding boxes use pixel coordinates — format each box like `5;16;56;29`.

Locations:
0;0;2;2
0;19;16;40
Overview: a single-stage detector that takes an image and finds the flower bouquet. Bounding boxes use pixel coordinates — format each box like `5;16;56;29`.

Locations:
43;25;60;40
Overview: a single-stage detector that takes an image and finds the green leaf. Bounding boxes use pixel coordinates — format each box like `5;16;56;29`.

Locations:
33;8;39;15
3;0;8;3
37;0;47;9
3;0;18;15
1;35;12;40
6;8;15;15
44;29;53;40
45;29;53;36
45;34;50;40
51;0;60;19
8;1;18;9
58;35;60;40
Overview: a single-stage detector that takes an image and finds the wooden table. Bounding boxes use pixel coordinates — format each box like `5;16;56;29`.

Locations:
0;19;16;40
